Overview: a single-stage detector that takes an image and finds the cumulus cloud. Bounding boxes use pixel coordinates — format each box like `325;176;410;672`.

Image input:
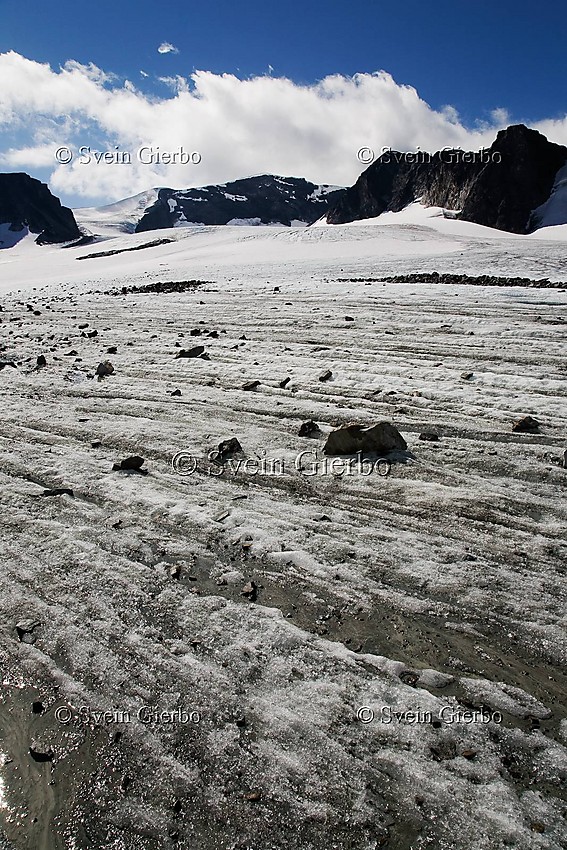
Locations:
157;42;179;55
1;51;566;205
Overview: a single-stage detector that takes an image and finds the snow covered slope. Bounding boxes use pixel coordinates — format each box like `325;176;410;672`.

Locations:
74;177;345;236
74;188;160;237
531;163;567;229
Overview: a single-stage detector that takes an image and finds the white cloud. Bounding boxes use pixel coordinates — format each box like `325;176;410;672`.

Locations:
157;42;179;55
1;51;566;204
0;143;58;168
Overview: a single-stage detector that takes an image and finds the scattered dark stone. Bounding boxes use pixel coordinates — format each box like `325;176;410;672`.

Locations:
172;799;182;815
189;328;202;336
170;389;182;396
429;741;457;762
112;456;147;474
460;371;474;380
15;619;41;643
419;432;440;442
33;310;41;316
235;716;246;728
324;422;407;456
96;360;114;378
242;380;260;391
78;323;89;329
91;440;102;448
86;330;98;338
200;352;211;360
29;745;54;763
279;377;291;388
41;488;74;497
239;335;247;340
341;272;567;289
245;791;262;802
345;315;355;321
298;420;321;437
399;670;420;686
208;330;219;338
36;354;47;368
461;749;477;760
32;701;45;715
64;350;78;356
273;286;280;292
176;346;205;358
319;369;333;382
117;277;207;294
530;823;546;834
169;565;181;580
315;515;332;522
107;346;117;354
0;360;17;370
241;581;258;601
512;415;540;433
218;438;243;459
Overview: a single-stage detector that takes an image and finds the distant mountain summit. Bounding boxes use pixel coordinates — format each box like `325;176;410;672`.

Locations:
74;176;345;236
135;176;344;231
325;125;567;233
5;127;567;250
0;173;81;246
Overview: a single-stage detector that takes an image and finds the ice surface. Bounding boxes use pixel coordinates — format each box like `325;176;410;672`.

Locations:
74;189;160;236
0;219;565;849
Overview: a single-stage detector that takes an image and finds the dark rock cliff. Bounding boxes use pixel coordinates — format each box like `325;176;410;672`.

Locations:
0;173;81;244
326;126;567;233
135;176;345;232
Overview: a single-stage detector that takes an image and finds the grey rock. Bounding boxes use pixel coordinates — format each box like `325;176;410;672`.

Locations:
298;420;321;437
112;456;147;474
176;346;205;358
512;415;540;433
324;422;407;456
96;360;114;378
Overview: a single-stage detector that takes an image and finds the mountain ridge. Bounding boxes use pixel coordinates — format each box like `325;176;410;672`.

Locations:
134;175;345;231
0;172;81;246
325;125;567;233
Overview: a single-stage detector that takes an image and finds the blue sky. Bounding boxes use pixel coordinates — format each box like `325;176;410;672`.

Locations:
1;0;566;206
3;0;566;122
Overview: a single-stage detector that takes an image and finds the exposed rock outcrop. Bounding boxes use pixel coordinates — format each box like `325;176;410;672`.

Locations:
0;173;81;244
135;176;344;231
326;126;567;234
